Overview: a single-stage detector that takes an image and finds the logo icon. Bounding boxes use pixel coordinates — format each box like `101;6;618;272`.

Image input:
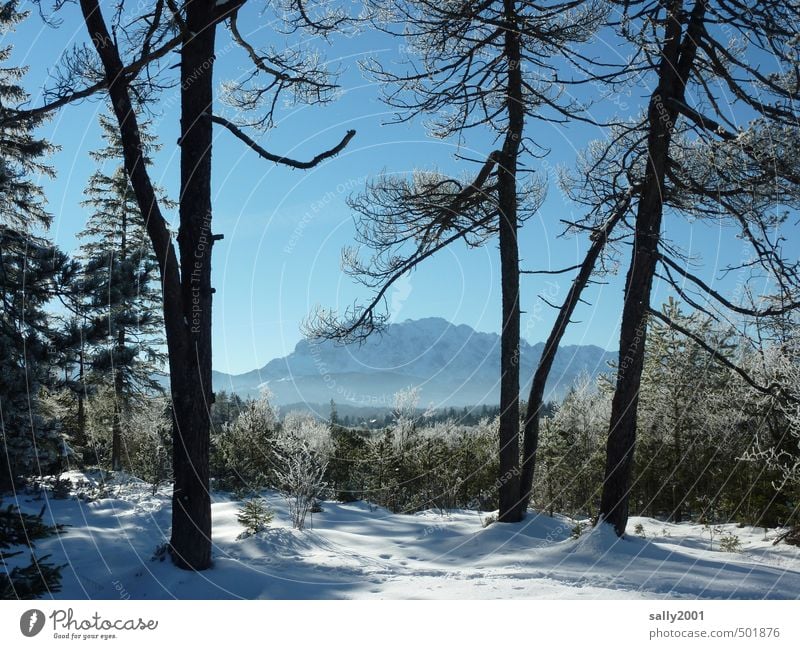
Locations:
20;609;45;637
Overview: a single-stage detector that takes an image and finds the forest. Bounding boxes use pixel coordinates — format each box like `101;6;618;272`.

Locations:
1;0;799;601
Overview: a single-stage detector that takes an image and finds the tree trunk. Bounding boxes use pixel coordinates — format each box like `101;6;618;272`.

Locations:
496;0;523;523
518;200;628;511
169;0;218;571
111;354;123;472
77;340;86;450
78;0;211;569
672;415;683;522
599;0;705;536
111;211;127;472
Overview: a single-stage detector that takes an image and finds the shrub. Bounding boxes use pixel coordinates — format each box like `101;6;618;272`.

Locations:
237;498;274;536
481;513;498;528
49;475;72;499
0;501;64;599
571;521;587;539
122;398;172;494
719;532;743;553
274;421;328;531
211;392;279;491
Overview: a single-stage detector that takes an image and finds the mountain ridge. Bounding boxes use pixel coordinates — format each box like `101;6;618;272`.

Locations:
212;317;616;407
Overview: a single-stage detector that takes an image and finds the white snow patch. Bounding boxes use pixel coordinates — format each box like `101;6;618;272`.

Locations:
7;474;800;599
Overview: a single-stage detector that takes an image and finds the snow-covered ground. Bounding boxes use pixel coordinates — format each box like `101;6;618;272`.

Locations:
5;471;800;599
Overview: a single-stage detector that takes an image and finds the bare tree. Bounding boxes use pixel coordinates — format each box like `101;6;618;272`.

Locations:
26;0;355;569
575;0;800;536
306;0;603;523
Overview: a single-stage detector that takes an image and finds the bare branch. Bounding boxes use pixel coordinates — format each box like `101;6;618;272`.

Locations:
658;252;800;319
647;307;789;401
210;114;355;169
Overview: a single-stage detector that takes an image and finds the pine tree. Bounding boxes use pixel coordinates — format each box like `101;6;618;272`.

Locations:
0;228;75;485
43;262;107;464
78;114;168;472
0;1;53;231
0;2;73;485
635;299;736;522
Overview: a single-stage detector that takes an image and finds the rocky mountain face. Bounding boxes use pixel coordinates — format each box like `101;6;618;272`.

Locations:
212;317;616;408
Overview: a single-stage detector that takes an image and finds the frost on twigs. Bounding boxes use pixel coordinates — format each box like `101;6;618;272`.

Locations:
273;415;329;530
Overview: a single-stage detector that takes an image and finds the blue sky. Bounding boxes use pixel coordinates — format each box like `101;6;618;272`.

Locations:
8;1;776;375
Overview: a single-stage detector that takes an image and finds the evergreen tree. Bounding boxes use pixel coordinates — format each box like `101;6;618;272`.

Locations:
211;393;279;491
0;1;53;231
0;500;64;598
0;228;75;485
78;114;168;471
634;300;735;521
45;263;106;464
553;375;610;518
0;2;73;485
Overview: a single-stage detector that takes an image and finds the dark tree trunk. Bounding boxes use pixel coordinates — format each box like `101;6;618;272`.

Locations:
599;0;705;536
111;212;127;472
78;0;213;569
672;416;683;522
518;201;628;511
169;0;218;571
111;352;123;471
77;341;86;449
496;0;523;523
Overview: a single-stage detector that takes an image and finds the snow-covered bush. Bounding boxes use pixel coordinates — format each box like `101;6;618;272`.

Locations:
534;376;609;518
273;415;329;530
356;412;498;514
392;386;421;447
739;337;800;531
719;532;742;553
122;398;172;494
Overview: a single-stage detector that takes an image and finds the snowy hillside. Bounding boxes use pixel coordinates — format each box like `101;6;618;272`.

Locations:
212;318;616;407
7;472;800;600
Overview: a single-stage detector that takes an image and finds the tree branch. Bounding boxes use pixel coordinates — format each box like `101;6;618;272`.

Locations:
210;114;355;169
647;307;789;400
658;252;800;318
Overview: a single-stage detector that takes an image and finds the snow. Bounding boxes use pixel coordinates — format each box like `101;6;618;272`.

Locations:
6;471;800;599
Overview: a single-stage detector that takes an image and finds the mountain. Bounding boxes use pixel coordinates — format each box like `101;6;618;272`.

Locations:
212;317;616;408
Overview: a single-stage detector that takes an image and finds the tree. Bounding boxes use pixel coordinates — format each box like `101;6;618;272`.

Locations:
0;228;74;485
543;373;610;517
0;500;64;598
0;2;75;485
564;0;800;536
122;396;173;494
740;316;800;532
34;0;359;569
0;1;53;231
518;193;629;512
78;114;167;471
46;306;102;462
306;0;603;522
274;413;329;530
211;391;279;491
634;299;735;521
